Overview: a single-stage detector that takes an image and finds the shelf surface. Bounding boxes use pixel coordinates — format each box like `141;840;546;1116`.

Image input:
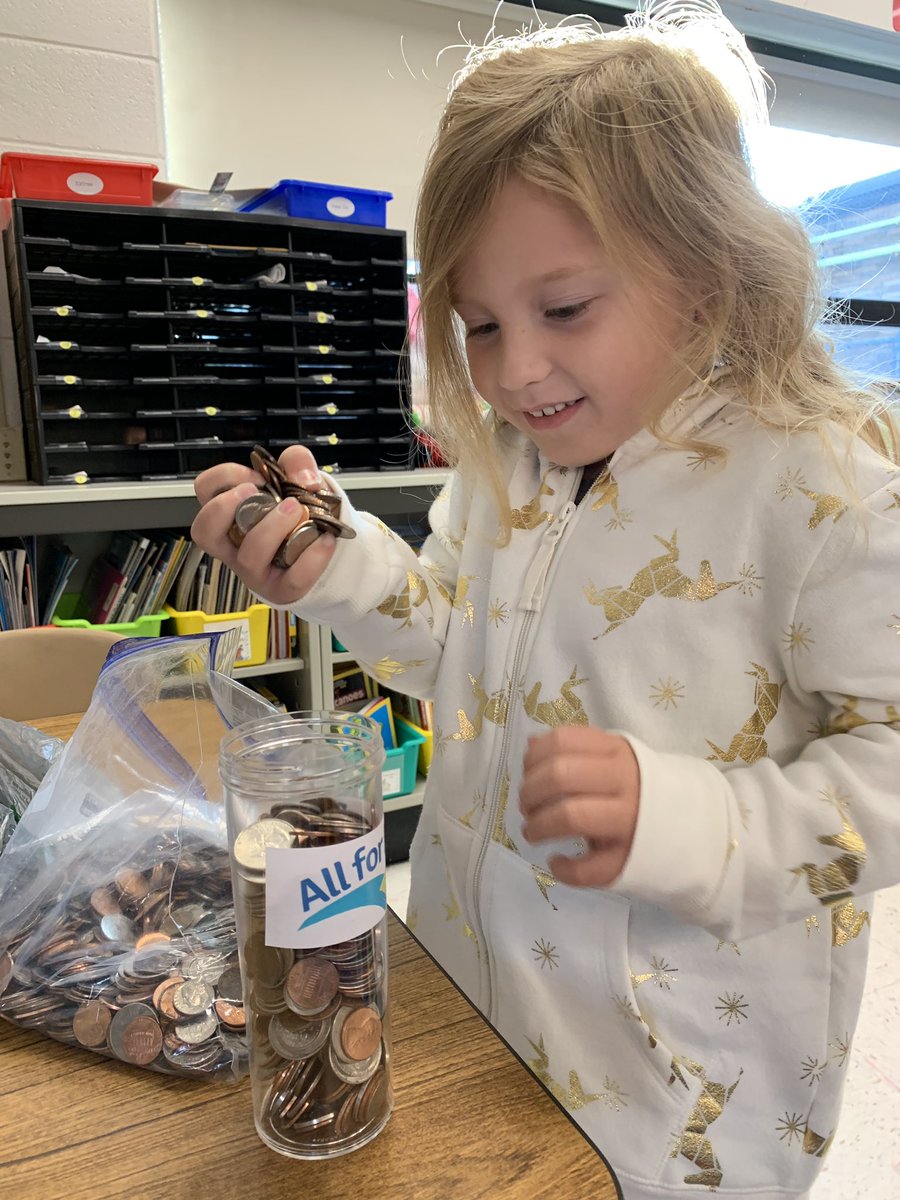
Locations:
233;657;303;679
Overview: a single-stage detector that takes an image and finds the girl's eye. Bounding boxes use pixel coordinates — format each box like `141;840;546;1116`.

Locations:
465;322;498;340
546;301;590;322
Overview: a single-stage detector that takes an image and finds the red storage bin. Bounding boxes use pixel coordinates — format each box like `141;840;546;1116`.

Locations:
0;152;158;206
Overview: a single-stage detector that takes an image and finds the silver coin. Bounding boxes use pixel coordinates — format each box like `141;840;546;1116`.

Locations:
182;951;228;983
173;978;213;1016
175;1012;218;1044
328;1037;381;1085
234;492;277;536
100;914;134;943
233;819;295;874
216;966;244;1002
268;1011;331;1061
168;904;207;930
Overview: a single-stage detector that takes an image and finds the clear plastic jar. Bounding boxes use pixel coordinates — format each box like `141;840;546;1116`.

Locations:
220;712;392;1159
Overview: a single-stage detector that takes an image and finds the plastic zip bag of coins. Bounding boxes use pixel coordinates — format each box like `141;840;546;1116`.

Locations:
0;630;279;1080
0;715;64;855
220;712;393;1160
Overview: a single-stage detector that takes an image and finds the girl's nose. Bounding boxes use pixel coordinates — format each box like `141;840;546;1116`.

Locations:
496;327;553;393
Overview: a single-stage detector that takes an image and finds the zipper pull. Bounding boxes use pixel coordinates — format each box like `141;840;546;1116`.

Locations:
521;501;576;612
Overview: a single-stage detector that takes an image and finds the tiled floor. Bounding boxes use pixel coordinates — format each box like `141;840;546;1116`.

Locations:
386;865;900;1197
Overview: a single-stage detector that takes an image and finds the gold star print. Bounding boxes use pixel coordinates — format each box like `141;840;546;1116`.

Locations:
612;994;641;1021
631;956;677;990
890;615;900;636
430;833;442;846
736;563;763;596
830;1035;851;1067
487;599;509;626
687;446;724;471
600;1077;629;1111
783;622;815;653
884;491;900;511
806;915;820;936
716;940;741;955
650;677;685;710
605;509;633;531
715;992;749;1026
800;1056;826;1086
777;468;807;501
443;892;460;921
532;938;559;970
369;656;428;684
776;1112;806;1146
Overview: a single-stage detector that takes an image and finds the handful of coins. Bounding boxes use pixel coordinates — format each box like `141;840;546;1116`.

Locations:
228;445;356;569
0;832;247;1079
231;799;392;1157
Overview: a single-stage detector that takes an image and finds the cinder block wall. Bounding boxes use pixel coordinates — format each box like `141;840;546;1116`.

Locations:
0;0;166;469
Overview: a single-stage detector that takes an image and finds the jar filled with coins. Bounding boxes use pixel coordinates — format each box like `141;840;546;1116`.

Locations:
220;712;392;1159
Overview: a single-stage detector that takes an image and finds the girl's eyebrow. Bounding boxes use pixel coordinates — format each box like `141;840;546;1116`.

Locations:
452;266;601;308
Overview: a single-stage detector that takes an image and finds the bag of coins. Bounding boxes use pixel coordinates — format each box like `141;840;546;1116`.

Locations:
0;631;278;1079
221;712;393;1159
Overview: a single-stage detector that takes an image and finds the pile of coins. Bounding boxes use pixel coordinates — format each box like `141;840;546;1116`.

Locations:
232;798;392;1156
228;445;356;569
0;832;246;1079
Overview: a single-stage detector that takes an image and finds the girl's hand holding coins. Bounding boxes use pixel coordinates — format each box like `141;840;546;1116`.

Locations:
192;445;355;606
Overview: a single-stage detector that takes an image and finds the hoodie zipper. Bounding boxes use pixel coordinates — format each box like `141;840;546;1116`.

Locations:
469;489;579;1021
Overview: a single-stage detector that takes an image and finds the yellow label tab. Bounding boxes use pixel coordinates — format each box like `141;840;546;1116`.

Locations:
192;276;204;286
322;464;334;474
318;345;331;355
73;471;89;485
327;433;339;445
316;312;328;324
55;306;71;317
60;340;73;350
196;309;209;319
63;374;77;385
204;406;219;416
325;403;337;416
306;282;318;292
321;374;334;385
68;405;84;420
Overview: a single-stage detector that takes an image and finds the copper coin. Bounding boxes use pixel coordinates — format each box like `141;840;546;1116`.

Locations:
340;1006;382;1062
115;868;149;900
214;999;246;1030
72;1000;112;1047
333;1086;362;1139
284;957;339;1017
135;931;171;951
90;887;120;917
273;520;319;569
152;976;184;1020
355;1066;391;1126
120;1015;163;1065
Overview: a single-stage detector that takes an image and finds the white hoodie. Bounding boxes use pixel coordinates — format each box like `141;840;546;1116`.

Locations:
293;388;900;1199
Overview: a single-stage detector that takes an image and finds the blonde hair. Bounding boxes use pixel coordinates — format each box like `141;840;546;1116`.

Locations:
415;2;898;538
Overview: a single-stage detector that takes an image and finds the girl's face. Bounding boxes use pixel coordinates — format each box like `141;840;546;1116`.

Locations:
452;178;688;467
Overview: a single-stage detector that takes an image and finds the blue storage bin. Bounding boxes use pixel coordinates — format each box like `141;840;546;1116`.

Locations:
382;718;426;799
239;179;393;227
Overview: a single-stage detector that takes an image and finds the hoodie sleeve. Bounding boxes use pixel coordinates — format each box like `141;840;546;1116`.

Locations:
289;470;472;700
610;475;900;943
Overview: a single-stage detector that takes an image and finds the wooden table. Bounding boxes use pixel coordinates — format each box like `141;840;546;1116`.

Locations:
1;714;620;1200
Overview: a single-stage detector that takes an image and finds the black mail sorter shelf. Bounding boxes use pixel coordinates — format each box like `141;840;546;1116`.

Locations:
5;199;412;484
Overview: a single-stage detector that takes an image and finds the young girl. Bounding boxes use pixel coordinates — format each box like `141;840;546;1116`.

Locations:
192;5;900;1196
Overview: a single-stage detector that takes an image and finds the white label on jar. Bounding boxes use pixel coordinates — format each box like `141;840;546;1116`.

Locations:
265;818;386;949
203;617;251;661
326;195;355;219
382;767;402;796
66;172;104;196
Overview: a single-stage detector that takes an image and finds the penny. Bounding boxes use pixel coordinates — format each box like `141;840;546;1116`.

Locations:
273;520;320;569
229;492;278;549
108;1004;160;1064
173;979;213;1016
134;931;171;951
328;1037;382;1086
176;1012;218;1044
213;999;246;1030
355;1066;391;1126
90;887;120;917
284;957;339;1017
216;966;244;1002
153;977;183;1020
121;1015;163;1065
340;1006;382;1062
72;1000;112;1047
115;868;149;901
268;1010;330;1060
233;818;294;875
333;1086;362;1139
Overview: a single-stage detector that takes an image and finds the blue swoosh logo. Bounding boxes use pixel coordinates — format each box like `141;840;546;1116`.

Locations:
299;874;386;930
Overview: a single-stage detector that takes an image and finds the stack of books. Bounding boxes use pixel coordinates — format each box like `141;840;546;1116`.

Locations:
77;533;191;626
0;541;38;631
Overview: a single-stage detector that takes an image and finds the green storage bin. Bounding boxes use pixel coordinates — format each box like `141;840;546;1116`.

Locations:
382;718;426;800
51;593;166;637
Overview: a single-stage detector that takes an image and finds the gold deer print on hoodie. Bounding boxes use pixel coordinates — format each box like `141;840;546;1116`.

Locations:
584;532;739;636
